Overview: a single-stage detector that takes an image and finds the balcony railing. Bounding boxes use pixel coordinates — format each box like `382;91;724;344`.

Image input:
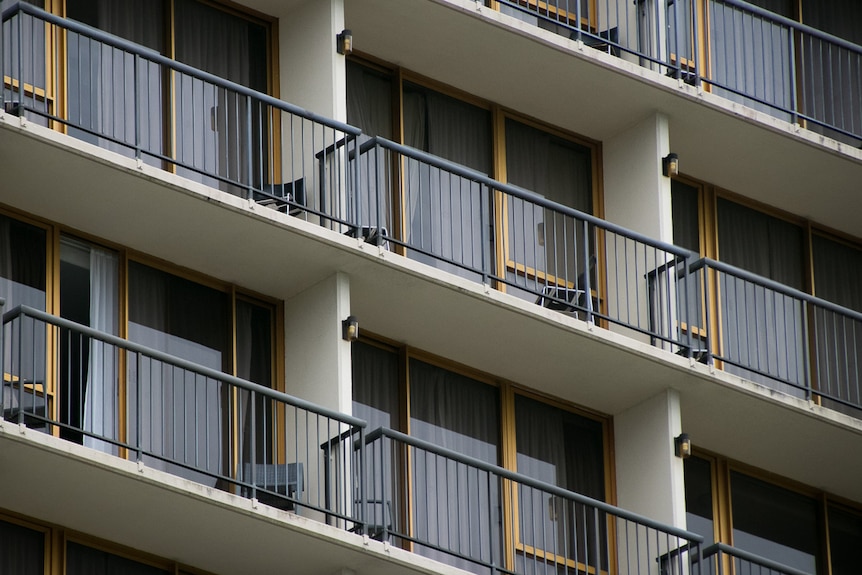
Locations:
690;258;862;413
357;136;699;355
495;0;862;145
0;300;814;575
364;426;704;575
2;2;862;416
699;542;813;575
1;1;361;228
1;303;367;528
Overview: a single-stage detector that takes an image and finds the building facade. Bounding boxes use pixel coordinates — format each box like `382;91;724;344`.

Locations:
1;0;861;574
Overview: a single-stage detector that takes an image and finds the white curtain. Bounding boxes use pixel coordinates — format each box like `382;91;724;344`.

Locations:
83;247;118;452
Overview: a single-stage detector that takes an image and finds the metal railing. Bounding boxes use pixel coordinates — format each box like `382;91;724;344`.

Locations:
495;0;862;144
364;426;704;575
0;303;823;575
690;258;862;412
1;304;367;529
358;136;698;353
699;542;813;575
1;2;361;227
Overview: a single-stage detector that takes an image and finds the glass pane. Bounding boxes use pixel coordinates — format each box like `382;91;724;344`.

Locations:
409;359;501;572
0;214;47;426
127;262;230;486
730;472;819;572
0;518;44;575
59;236;120;451
174;0;269;195
683;456;714;544
515;395;606;570
65;0;166;159
828;504;862;575
402;82;493;280
66;541;169;575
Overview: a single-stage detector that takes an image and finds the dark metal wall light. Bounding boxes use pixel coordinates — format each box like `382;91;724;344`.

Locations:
662;153;679;177
336;29;353;56
674;433;692;459
342;315;359;342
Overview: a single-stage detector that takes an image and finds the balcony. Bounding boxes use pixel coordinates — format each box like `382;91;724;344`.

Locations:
487;0;862;147
1;4;861;419
0;303;812;575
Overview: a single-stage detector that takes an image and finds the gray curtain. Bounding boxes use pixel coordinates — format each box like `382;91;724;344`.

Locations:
409;359;502;572
127;263;229;487
716;199;807;392
403;83;493;279
174;0;266;193
346;62;394;231
811;235;862;410
236;300;274;472
514;394;606;571
66;541;170;575
65;0;165;157
505;118;593;295
0;519;44;575
707;0;793;120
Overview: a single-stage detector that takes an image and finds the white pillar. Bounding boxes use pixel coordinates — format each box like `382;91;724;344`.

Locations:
603;112;672;246
614;388;686;529
283;272;352;414
278;0;346;122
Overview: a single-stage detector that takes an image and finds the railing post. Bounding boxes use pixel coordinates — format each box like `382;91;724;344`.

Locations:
788;22;799;126
582;222;594;325
246;94;253;200
358;425;367;536
691;0;702;88
480;183;490;286
802;300;812;402
701;261;714;367
250;388;257;501
135;352;143;462
133;53;141;161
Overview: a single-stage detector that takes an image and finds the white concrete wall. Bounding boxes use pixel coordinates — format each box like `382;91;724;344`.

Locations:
602;113;673;343
283;272;352;414
604;112;672;247
614;389;686;528
277;0;346;121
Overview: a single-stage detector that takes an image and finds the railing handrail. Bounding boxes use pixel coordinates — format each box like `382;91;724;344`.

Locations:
718;0;862;55
1;1;362;138
365;426;704;543
362;136;694;261
690;257;862;323
2;304;366;428
702;542;813;575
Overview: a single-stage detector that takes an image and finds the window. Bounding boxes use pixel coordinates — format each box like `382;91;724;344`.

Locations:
0;210;281;489
347;60;601;303
670;179;862;410
351;336;611;574
66;541;170;575
0;517;45;575
683;454;856;574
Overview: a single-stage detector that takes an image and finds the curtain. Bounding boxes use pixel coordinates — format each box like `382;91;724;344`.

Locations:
83;246;119;453
707;0;793;120
346;62;393;231
730;472;819;573
127;263;229;487
236;300;275;477
811;235;862;411
514;394;606;569
351;342;401;535
0;519;44;575
65;0;165;158
505;118;593;296
66;541;169;575
717;199;806;392
174;0;268;194
800;0;862;147
403;83;493;280
409;359;502;571
0;215;47;412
